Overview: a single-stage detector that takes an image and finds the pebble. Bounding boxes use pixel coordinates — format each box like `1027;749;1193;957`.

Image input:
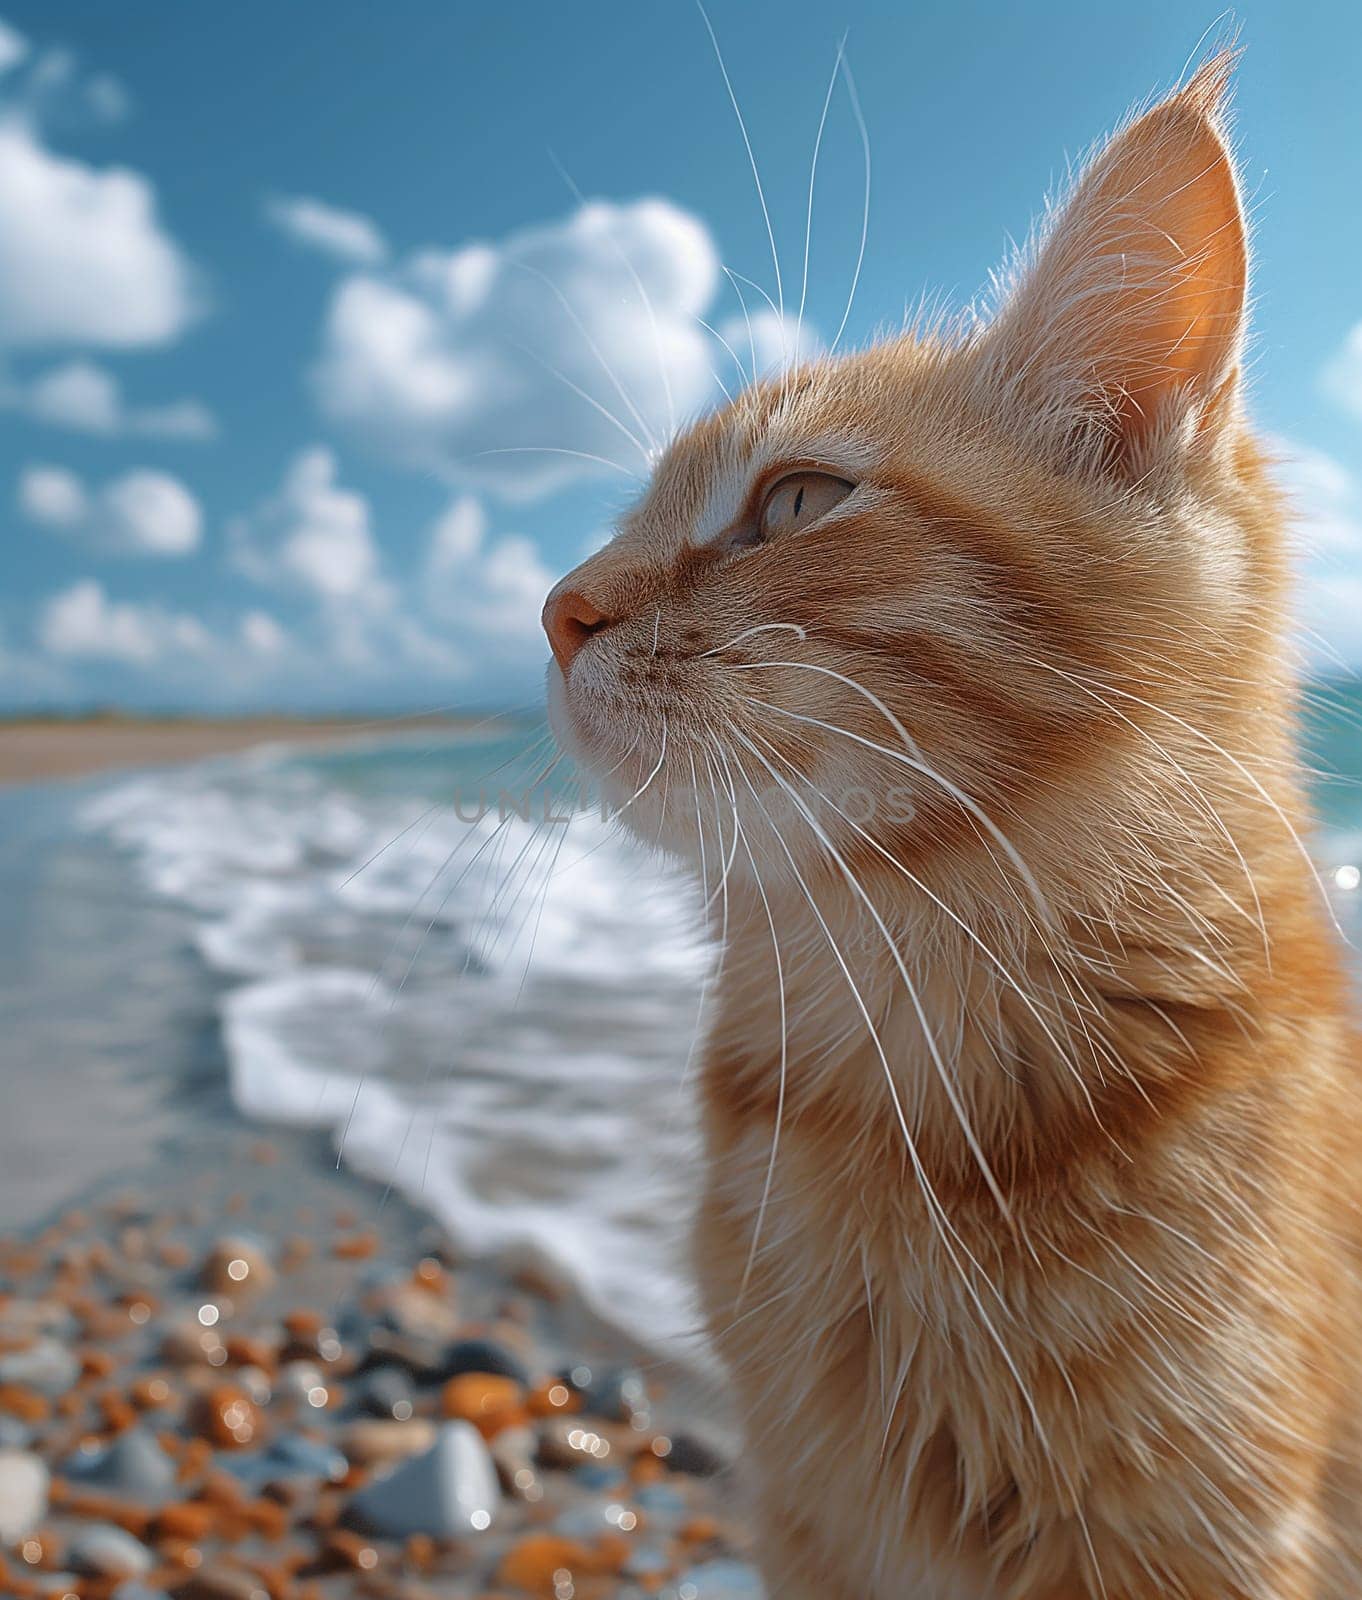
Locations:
64;1426;178;1503
662;1429;731;1477
199;1236;276;1296
376;1281;461;1342
112;1585;173;1600
169;1572;271;1600
675;1559;765;1597
347;1419;500;1537
359;1327;446;1379
0;1414;33;1449
0;1298;77;1340
580;1365;650;1426
225;1432;348;1488
636;1482;688;1525
67;1521;156;1579
497;1533;598;1594
538;1417;618;1471
440;1372;527;1438
0;1336;80;1396
356;1364;416;1421
340;1416;436;1468
277;1358;332;1409
625;1542;674;1580
0;1447;49;1542
488;1423;539;1497
438;1336;530;1387
189;1384;262;1449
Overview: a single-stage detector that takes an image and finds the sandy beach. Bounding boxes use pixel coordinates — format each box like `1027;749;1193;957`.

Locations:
0;1121;749;1600
0;718;473;789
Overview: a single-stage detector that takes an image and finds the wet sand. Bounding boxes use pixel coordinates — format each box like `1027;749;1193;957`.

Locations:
0;718;471;789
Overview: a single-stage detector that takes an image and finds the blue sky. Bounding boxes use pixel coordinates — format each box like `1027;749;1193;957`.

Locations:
2;0;1361;712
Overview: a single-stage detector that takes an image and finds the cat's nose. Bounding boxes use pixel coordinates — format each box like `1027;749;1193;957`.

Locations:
543;586;610;675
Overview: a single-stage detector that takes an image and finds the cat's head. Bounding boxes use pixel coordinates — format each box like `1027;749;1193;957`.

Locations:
544;58;1276;910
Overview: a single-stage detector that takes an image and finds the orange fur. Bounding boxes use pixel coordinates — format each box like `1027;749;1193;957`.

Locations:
545;56;1362;1598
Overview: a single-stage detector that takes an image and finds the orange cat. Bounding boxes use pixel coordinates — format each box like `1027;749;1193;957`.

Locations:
544;55;1362;1598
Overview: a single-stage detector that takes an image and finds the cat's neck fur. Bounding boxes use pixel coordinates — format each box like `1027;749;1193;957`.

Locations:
699;746;1305;1214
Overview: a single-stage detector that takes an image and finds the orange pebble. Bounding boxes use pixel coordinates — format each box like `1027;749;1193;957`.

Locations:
404;1532;436;1572
440;1373;527;1439
412;1254;445;1284
245;1497;290;1540
527;1379;581;1418
630;1453;667;1485
323;1528;381;1571
332;1231;380;1261
80;1348;117;1381
0;1385;49;1423
152;1502;218;1542
282;1309;322;1341
280;1238;312;1272
98;1390;139;1433
178;1436;214;1481
132;1375;174;1410
224;1334;278;1374
497;1534;600;1595
190;1385;261;1450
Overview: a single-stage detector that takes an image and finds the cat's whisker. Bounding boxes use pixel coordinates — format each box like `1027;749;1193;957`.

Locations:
701;621;809;657
735;699;1113;1136
507;336;655;464
1039;659;1351;948
475;445;643;481
796;37;847;365
730;676;1052;923
831;52;871;354
709;741;790;1309
511;259;660;453
696;314;749;392
722;726;1059;1486
546;149;679;442
722;266;761;382
696;1;784;331
731;721;1014;1224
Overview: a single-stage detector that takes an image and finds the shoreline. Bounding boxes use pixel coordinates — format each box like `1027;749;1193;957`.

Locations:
0;715;496;789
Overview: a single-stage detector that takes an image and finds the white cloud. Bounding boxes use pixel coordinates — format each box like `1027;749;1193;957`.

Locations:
231;447;381;601
427;494;486;575
39;579;196;664
1277;441;1362;668
240;610;288;656
0;19;28;74
1278;442;1362;558
19;463;202;555
18;462;85;526
35;580;288;683
9;359;216;439
0;118;200;349
313;198;725;499
425;493;554;645
266;194;388;266
1323;325;1362;422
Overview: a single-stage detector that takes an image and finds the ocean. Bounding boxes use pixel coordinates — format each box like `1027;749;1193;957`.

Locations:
5;687;1362;1365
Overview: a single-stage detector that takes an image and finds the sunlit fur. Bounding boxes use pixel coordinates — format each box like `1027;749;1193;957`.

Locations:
546;57;1362;1598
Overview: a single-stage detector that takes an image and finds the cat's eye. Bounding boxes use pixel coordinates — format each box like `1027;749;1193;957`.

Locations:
757;471;855;540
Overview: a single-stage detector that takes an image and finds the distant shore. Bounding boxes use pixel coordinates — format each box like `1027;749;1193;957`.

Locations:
0;713;484;787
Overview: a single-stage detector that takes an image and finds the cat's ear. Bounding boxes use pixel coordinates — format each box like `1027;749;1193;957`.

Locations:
983;54;1248;473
